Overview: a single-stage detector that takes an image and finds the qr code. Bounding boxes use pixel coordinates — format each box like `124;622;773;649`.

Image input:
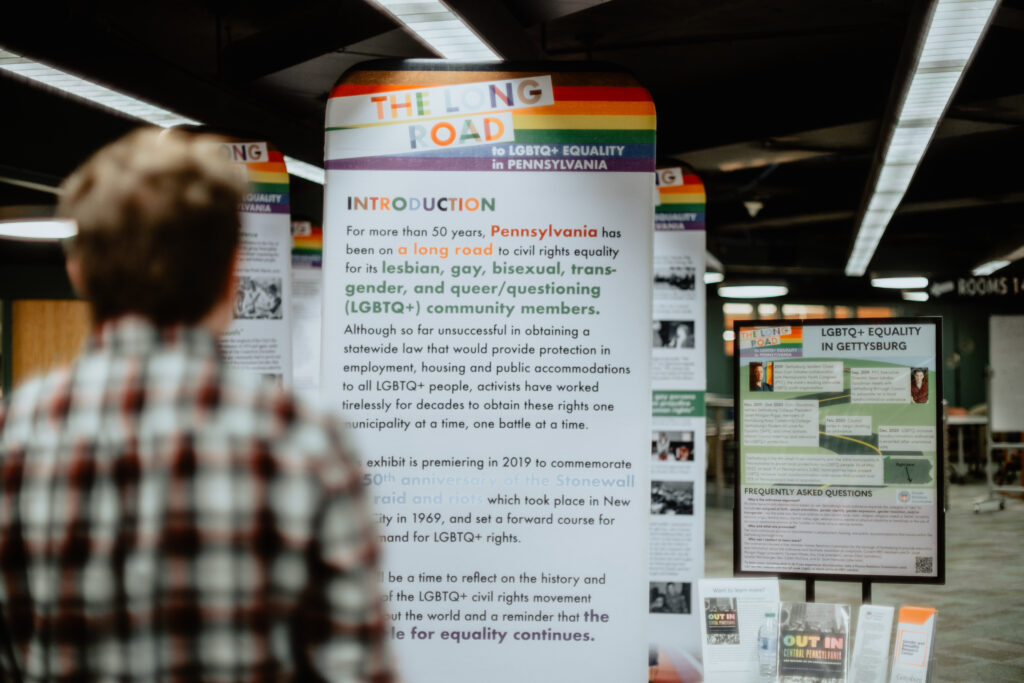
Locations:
915;556;933;574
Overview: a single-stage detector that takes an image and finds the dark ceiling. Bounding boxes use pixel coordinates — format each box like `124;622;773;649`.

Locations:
2;0;1023;303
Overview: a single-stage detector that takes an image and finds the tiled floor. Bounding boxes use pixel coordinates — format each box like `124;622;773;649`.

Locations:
704;481;1024;682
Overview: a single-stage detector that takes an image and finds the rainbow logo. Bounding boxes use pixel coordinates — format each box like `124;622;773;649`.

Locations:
292;222;322;267
224;143;290;215
325;65;655;172
739;325;804;358
656;167;705;230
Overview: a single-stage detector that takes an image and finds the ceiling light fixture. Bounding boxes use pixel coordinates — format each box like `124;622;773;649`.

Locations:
0;48;325;185
718;284;788;299
845;0;1000;276
871;276;929;289
971;242;1024;275
368;0;500;61
0;218;76;240
704;271;725;284
0;49;198;127
971;259;1010;276
902;291;930;302
281;157;326;185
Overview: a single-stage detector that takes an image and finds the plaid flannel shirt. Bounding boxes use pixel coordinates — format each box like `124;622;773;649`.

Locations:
0;317;393;682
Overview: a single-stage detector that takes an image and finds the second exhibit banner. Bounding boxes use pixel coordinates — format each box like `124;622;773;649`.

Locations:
734;318;944;582
649;167;707;679
322;62;655;682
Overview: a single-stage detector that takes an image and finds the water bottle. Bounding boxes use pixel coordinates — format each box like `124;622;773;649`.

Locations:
758;612;778;677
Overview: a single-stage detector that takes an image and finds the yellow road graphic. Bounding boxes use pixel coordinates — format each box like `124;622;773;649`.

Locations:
818;431;883;456
819;394;850;403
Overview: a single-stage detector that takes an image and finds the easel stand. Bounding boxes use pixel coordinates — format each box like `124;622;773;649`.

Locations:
803;580;873;604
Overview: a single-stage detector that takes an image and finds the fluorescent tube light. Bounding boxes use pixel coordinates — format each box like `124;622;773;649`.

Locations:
0;48;325;185
846;0;1000;276
871;276;929;289
282;156;326;185
971;259;1010;276
971;242;1024;275
718;285;788;299
902;291;930;301
723;303;754;314
0;49;198;128
0;218;76;240
369;0;500;60
704;271;725;284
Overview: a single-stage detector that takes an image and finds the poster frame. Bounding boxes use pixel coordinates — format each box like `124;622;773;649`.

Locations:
731;316;945;584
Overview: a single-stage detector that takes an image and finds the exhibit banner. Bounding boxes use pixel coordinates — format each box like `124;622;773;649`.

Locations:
322;62;655;682
291;221;323;402
734;318;944;582
648;167;707;680
221;141;293;387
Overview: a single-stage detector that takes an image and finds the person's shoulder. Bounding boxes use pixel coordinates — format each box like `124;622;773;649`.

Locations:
219;370;360;473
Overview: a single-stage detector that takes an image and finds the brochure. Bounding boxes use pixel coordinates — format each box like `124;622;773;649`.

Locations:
697;578;781;682
849;604;895;683
778;601;850;683
889;606;936;683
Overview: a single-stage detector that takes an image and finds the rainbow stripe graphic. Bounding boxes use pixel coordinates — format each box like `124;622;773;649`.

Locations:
739;325;805;359
292;223;323;267
292;225;322;253
241;149;290;215
325;65;655;172
656;169;705;231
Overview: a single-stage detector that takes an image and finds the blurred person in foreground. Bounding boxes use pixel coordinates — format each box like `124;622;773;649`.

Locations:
0;128;393;682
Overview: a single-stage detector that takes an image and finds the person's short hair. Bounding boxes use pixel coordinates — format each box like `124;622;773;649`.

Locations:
59;127;246;325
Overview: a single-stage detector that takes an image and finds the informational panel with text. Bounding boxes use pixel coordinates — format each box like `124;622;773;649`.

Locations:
322;62;655;682
291;220;323;403
734;318;944;583
222;141;293;387
648;167;706;680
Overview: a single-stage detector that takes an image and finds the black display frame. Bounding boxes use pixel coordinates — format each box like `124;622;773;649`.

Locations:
732;317;945;585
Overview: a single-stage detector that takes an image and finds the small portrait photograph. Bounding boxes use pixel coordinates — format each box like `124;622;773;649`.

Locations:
653;320;695;349
234;276;284;320
650;480;694;515
749;361;773;392
910;367;929;404
651;431;695;461
653;265;696;293
649;581;691;615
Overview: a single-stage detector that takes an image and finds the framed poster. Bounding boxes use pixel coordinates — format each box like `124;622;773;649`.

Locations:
733;318;944;583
